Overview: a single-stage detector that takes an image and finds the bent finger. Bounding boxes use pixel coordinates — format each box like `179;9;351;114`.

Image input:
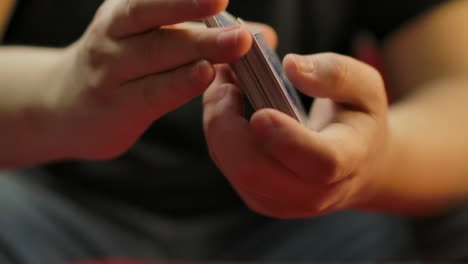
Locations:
178;21;278;49
115;25;252;81
121;59;215;117
109;0;228;38
203;67;307;198
250;108;365;184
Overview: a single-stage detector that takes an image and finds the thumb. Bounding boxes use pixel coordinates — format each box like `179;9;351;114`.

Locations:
283;52;387;115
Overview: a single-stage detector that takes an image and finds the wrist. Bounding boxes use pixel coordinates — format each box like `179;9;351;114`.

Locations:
26;46;80;162
351;113;400;213
353;108;447;216
0;46;80;167
41;44;91;161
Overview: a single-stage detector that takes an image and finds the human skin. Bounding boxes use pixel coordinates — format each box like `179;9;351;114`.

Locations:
2;0;468;219
203;0;468;218
0;0;265;167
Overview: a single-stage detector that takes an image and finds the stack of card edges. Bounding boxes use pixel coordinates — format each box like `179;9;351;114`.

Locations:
204;12;307;125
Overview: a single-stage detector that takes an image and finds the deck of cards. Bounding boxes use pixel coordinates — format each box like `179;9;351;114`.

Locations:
204;12;307;125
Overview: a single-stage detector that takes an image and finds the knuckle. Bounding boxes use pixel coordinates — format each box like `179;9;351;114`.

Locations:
203;105;224;134
203;110;220;134
85;43;121;87
186;60;212;88
86;43;114;71
203;104;232;134
203;83;233;107
88;2;114;37
312;200;338;216
94;2;108;19
325;53;350;92
82;32;119;70
366;65;388;108
74;39;116;93
318;182;354;214
87;16;107;38
319;146;346;183
124;0;142;28
367;63;384;86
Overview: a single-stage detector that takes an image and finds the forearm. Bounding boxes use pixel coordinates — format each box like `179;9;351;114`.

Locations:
361;77;468;215
0;46;71;168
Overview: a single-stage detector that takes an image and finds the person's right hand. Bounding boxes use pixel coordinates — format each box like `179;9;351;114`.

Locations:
50;0;253;160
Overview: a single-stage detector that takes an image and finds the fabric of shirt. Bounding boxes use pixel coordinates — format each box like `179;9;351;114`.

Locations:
3;0;445;216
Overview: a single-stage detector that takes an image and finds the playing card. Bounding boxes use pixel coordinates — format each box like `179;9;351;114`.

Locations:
204;12;307;124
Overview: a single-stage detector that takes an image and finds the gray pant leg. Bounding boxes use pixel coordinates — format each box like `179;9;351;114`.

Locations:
212;210;420;261
0;168;465;263
413;203;468;261
0;169;170;263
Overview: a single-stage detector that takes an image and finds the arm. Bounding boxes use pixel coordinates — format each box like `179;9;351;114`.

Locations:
0;0;254;169
360;0;468;215
0;46;70;168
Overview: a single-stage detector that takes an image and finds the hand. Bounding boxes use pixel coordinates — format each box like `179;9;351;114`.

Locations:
203;53;389;219
50;0;253;160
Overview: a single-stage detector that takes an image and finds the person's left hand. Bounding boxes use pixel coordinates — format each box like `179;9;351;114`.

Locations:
203;53;389;218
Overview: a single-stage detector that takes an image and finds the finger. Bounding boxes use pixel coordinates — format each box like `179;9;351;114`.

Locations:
203;71;350;218
283;52;387;116
171;22;206;29
203;66;356;217
121;59;214;117
178;21;278;49
250;108;367;184
109;0;228;38
279;53;386;183
204;64;240;94
203;67;310;201
113;25;252;81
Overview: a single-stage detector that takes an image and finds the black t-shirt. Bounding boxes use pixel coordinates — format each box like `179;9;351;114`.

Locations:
4;0;444;216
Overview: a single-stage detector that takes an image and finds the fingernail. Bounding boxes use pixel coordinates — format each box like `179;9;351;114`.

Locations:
217;25;242;47
292;54;314;73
